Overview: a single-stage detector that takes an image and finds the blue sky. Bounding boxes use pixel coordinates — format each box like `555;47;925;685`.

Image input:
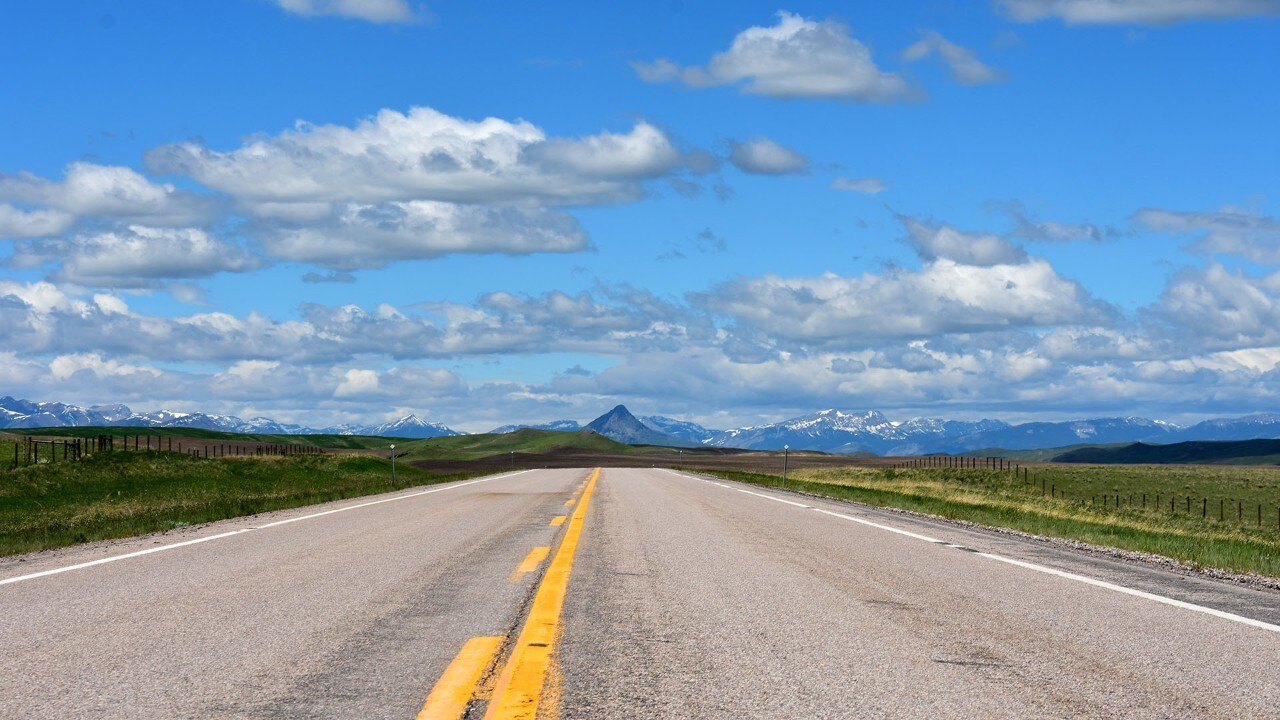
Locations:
2;0;1279;432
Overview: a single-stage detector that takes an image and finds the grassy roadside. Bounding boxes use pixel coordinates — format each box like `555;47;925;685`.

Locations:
0;448;483;557
690;466;1280;579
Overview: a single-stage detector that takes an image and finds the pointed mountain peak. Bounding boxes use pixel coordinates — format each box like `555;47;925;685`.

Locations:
586;405;684;446
592;404;637;423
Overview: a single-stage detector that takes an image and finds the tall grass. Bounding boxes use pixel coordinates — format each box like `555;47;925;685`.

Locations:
0;449;482;556
696;466;1280;579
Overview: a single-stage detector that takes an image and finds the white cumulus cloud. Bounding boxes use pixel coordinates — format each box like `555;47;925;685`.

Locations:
899;216;1028;266
698;258;1099;345
146;108;700;213
9;226;263;288
49;353;162;382
1146;263;1280;350
262;201;589;270
632;11;912;102
0;162;217;227
0;204;74;238
335;368;383;398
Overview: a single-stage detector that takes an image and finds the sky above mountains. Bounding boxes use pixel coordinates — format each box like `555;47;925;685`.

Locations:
1;1;1278;432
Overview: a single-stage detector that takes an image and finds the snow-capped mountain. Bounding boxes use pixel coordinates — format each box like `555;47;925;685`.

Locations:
0;397;107;429
699;410;1189;454
364;415;460;439
0;396;459;438
489;420;583;434
705;409;908;451
90;404;134;423
638;415;719;444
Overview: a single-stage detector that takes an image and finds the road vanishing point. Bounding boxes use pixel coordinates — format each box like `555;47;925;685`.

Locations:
2;467;1279;718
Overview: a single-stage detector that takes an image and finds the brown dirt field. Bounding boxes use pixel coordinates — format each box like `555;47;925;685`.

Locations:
409;447;894;475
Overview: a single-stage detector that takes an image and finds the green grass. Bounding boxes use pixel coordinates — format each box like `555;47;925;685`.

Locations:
1;436;22;470
692;465;1280;579
1014;463;1280;514
0;447;482;556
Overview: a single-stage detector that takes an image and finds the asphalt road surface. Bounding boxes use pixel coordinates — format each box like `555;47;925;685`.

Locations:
2;467;1278;719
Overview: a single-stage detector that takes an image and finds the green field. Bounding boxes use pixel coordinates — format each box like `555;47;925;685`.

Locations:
695;464;1280;579
0;442;479;556
398;427;648;461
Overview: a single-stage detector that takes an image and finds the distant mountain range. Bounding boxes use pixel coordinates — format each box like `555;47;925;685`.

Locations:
505;406;1280;455
686;409;1280;455
488;420;584;434
8;394;1280;453
0;396;460;439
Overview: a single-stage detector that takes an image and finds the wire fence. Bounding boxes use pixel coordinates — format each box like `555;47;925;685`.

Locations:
890;455;1280;531
7;434;323;470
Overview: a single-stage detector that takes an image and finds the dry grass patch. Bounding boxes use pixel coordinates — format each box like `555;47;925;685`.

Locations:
697;466;1280;579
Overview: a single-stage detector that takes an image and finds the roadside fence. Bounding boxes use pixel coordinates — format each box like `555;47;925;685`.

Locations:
8;434;322;470
889;455;1280;531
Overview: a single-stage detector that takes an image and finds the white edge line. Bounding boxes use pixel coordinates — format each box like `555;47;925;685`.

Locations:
668;469;1280;635
977;552;1280;634
810;508;945;544
0;470;532;587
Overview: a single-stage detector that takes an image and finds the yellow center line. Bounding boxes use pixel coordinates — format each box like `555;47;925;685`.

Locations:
508;546;551;583
484;468;600;720
563;498;575;507
417;635;504;720
549;515;566;527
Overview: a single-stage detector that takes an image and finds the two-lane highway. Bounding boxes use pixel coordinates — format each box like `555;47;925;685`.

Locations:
0;469;589;719
3;467;1278;718
557;468;1280;718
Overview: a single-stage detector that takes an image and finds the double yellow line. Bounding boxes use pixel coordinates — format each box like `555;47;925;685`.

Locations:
417;468;600;720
